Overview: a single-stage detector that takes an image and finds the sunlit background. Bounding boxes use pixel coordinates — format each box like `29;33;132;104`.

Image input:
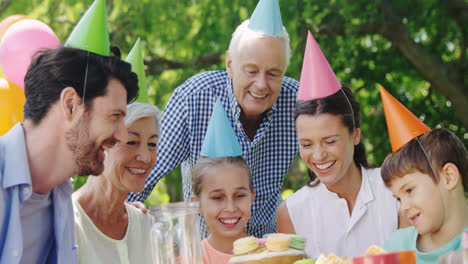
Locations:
2;0;466;205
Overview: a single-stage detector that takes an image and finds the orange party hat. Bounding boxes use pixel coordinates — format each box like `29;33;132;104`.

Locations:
380;85;431;152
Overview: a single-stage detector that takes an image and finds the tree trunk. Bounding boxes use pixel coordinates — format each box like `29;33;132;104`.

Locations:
378;0;468;129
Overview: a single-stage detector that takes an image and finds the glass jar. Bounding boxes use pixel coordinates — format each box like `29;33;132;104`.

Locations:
149;202;203;264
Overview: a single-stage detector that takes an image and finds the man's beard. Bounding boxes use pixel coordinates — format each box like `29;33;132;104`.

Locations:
65;117;104;176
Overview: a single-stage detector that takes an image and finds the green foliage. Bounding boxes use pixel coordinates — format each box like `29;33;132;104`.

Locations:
144;178;170;208
72;175;88;190
3;0;466;200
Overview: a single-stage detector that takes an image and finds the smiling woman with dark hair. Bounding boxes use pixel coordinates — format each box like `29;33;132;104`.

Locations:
276;32;407;259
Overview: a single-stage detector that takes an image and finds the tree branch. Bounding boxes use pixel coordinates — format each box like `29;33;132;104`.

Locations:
376;0;468;129
144;52;222;75
315;0;468;129
445;0;468;73
0;0;11;14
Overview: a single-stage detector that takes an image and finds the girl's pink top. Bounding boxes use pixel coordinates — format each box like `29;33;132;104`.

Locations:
201;239;233;264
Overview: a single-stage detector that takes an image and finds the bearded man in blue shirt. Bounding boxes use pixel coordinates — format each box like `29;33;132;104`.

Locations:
0;47;139;264
128;0;299;238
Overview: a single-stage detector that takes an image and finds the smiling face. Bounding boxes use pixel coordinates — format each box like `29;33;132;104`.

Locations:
102;116;159;193
389;171;445;235
226;37;286;120
66;78;128;176
197;162;255;240
296;113;360;188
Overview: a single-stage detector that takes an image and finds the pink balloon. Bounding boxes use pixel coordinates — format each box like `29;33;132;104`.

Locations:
0;19;59;89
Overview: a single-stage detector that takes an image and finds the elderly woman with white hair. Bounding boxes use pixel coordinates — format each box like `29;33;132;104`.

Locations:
72;102;160;264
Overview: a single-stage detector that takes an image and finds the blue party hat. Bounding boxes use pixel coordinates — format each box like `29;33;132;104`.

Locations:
200;98;243;157
248;0;284;36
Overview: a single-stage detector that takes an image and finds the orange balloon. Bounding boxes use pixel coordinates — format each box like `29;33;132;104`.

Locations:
0;14;29;41
0;78;25;135
379;85;431;152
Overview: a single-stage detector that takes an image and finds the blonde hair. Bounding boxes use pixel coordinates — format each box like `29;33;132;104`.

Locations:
192;156;253;197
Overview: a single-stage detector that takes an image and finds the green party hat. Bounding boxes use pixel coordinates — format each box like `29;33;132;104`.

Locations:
125;38;148;103
65;0;110;55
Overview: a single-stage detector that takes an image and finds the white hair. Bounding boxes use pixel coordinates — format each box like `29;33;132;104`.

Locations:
228;19;291;70
124;102;161;134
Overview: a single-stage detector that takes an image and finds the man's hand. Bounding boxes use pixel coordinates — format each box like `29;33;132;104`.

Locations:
127;201;148;214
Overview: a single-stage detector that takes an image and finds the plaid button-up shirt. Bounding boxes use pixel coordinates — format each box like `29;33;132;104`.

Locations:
128;70;299;237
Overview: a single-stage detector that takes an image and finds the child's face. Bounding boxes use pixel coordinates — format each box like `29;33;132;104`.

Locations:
198;163;255;240
296;113;360;188
389;171;444;235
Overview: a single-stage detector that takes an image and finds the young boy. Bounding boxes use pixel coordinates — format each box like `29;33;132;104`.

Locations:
379;87;468;264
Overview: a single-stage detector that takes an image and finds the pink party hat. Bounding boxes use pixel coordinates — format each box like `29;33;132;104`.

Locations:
297;31;341;100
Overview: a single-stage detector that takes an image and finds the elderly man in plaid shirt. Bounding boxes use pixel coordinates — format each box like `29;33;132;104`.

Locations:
128;1;299;238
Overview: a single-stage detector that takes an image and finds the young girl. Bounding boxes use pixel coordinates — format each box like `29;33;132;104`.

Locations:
276;31;406;258
192;156;255;264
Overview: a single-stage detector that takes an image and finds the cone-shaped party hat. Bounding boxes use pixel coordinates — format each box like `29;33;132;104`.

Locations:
200;98;243;157
248;0;284;36
380;85;431;152
65;0;110;56
297;31;341;100
125;38;148;103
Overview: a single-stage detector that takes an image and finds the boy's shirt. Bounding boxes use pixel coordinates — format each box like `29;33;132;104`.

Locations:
384;226;468;264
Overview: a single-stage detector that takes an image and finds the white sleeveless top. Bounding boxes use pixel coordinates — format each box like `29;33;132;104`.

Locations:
72;197;154;264
285;167;398;258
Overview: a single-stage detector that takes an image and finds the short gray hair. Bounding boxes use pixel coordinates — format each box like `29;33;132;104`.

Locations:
228;20;291;70
124;102;161;133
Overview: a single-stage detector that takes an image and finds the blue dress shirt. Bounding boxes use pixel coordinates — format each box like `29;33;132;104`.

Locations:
128;71;299;237
0;123;78;264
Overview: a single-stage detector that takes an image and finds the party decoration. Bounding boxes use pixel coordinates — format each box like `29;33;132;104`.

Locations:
380;85;431;152
64;0;110;56
0;78;25;135
297;31;341;101
125;38;149;103
0;19;59;89
353;250;416;264
248;0;284;36
0;14;28;41
200;98;243;157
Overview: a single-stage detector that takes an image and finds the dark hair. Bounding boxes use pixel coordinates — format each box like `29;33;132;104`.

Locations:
381;128;468;190
23;47;139;124
294;85;369;185
192;156;253;197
